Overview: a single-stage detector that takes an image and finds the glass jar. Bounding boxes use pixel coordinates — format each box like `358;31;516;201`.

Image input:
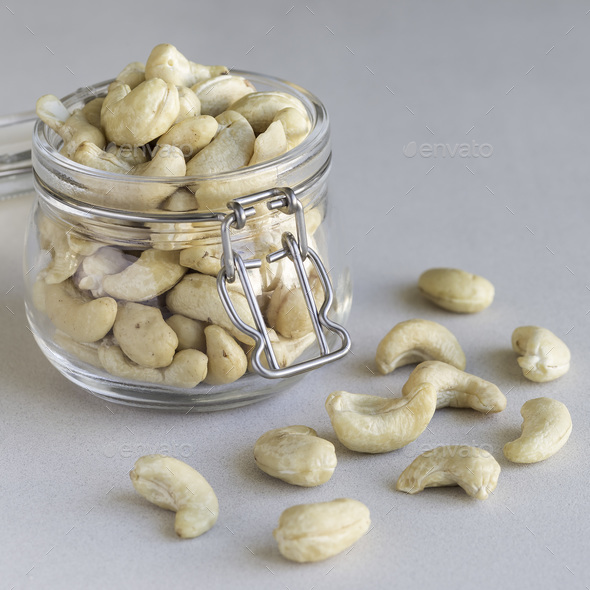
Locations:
24;71;352;410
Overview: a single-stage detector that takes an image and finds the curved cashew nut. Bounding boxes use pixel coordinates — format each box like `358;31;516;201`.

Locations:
204;325;248;385
106;143;147;167
418;268;495;313
274;499;370;563
145;44;228;86
162;188;198;212
75;246;133;297
175;86;201;123
503;397;572;463
512;326;571;382
99;343;207;388
325;384;437;454
80;97;104;130
375;319;466;374
73;141;132;174
254;425;337;487
228;91;307;134
166;314;206;352
192;75;255;117
102;249;187;301
402;361;506;413
157;115;218;159
54;330;103;368
130;455;218;538
36;94;106;158
166;273;256;344
115;61;145;89
38;215;83;284
44;279;117;343
101;79;179;146
248;120;288;166
113;302;178;368
396;446;501;500
273;107;311;150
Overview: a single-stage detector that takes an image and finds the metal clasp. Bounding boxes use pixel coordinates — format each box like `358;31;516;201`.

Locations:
217;187;351;379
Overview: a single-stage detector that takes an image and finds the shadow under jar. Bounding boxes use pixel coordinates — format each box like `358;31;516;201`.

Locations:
24;72;352;410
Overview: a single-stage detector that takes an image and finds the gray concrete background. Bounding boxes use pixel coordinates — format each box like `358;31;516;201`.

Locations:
1;1;590;589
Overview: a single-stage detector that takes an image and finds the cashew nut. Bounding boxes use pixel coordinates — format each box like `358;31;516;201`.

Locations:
375;319;466;374
115;61;145;89
75;246;133;297
228;91;307;134
325;384;437;454
80;97;104;130
72;141;132;174
254;425;337;487
44;279;117;343
162;188;198;212
130;455;218;538
203;325;248;385
273;107;311;150
99;343;207;388
175;86;201;123
165;314;206;352
157;115;218;159
113;302;178;368
101;79;179;146
503;397;572;463
166;273;255;344
102;249;187;301
511;326;571;382
54;330;103;368
38;215;83;284
106;143;147;167
192;75;255;117
248;120;288;166
145;43;228;87
396;446;501;500
402;361;507;413
36;94;106;158
418;268;495;313
273;499;371;563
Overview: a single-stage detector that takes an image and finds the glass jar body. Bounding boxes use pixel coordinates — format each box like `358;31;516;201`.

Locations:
24;73;352;410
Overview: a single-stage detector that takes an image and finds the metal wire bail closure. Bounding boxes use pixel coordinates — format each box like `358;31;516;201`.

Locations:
216;187;351;379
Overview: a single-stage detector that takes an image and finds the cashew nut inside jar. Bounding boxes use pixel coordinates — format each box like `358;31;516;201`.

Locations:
24;45;352;410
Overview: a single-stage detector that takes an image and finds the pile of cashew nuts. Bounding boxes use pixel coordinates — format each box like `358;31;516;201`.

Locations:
34;43;326;388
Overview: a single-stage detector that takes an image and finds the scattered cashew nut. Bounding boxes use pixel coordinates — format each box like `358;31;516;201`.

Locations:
130;454;218;538
396;446;501;500
402;361;507;413
418;267;495;313
254;425;337;487
511;326;571;382
325;384;437;453
273;499;371;563
375;319;466;374
503;397;572;463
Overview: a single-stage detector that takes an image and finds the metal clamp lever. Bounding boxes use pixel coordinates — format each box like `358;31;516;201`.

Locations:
217;187;351;379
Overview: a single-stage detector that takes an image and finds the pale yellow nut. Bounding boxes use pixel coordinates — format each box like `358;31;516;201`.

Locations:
248;120;288;166
115;61;145;89
325;384;437;454
66;234;103;256
503;397;572;463
179;242;222;275
247;330;316;371
228;91;307;134
193;75;255;117
36;94;106;159
54;330;103;368
105;143;147;167
38;216;83;284
157;115;218;159
274;499;370;563
175;86;201;123
273;107;311;150
101;79;180;146
102;249;187;302
72;141;132;174
254;425;337;487
45;279;117;343
75;246;133;297
80;97;104;129
375;318;466;374
163;349;208;388
402;361;506;413
512;326;571;382
161;188;198;212
145;43;228;87
130;455;218;538
397;446;501;500
418;267;494;313
166;273;255;345
204;325;248;385
165;314;206;352
113;302;178;368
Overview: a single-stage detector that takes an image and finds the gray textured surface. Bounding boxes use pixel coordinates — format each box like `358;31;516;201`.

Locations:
2;1;590;589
